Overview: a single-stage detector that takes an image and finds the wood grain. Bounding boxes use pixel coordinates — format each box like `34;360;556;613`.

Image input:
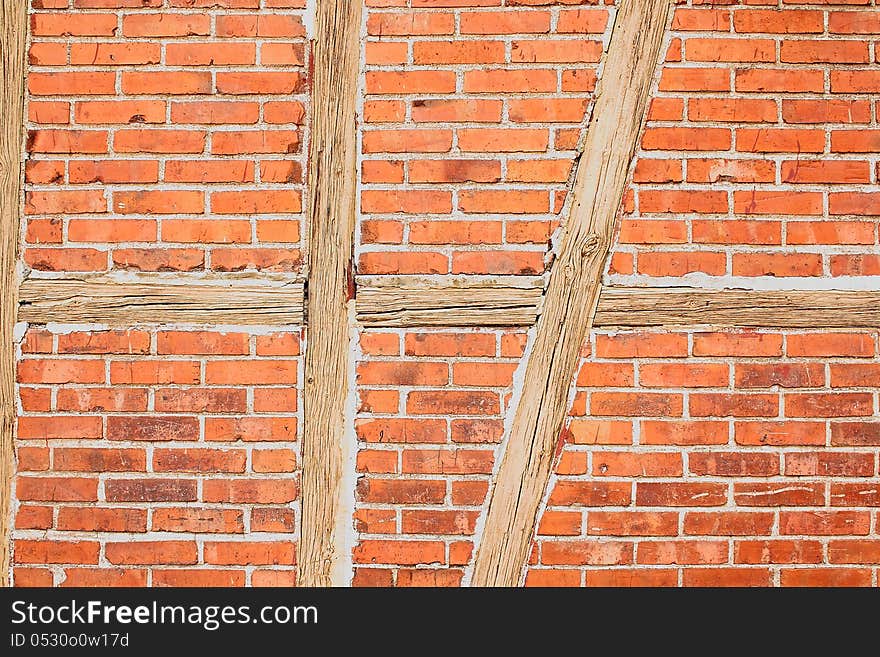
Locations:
18;277;304;326
471;0;674;587
299;0;362;587
356;276;544;327
19;275;876;332
356;279;880;329
0;0;27;587
595;287;880;329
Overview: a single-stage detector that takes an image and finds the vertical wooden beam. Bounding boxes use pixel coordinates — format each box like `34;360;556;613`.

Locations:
0;0;28;588
471;0;673;587
299;0;362;586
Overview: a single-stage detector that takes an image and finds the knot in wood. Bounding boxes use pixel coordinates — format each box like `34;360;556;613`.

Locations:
578;233;601;259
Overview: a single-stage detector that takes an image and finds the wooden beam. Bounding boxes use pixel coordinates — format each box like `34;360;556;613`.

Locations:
356;276;544;327
17;275;876;330
471;0;673;587
0;0;27;588
299;0;362;587
356;278;880;330
595;287;880;329
18;276;305;326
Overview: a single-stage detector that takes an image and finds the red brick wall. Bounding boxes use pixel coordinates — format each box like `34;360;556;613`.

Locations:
12;0;880;587
15;0;306;586
352;328;525;586
351;0;880;587
619;3;880;283
529;329;879;587
359;0;613;276
14;326;300;586
25;0;306;274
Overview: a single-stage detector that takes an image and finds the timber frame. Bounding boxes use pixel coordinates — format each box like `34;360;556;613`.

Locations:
18;275;879;331
298;0;362;586
471;0;675;586
2;0;878;587
1;0;27;588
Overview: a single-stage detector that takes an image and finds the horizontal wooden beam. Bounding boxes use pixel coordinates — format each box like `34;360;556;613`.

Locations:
17;276;877;329
18;276;305;326
356;276;544;327
356;277;880;330
594;287;880;329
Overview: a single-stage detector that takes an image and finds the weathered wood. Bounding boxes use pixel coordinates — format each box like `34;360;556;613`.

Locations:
356;279;880;329
595;287;880;329
18;275;878;331
19;277;305;326
356;276;544;327
0;0;27;588
471;0;674;587
299;0;362;587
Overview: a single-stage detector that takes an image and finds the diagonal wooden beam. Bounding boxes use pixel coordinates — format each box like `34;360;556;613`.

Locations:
471;0;674;587
0;0;28;588
298;0;362;587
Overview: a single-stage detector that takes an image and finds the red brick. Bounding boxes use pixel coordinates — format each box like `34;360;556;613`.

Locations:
735;421;825;447
735;540;823;565
780;568;871;587
17;477;98;502
586;512;678;537
686;38;775;63
642;128;731;151
828;541;880;565
57;507;146;533
689;452;779;477
784;99;871;124
734;10;823;34
659;68;730;92
689;98;777;123
694;332;782;357
353;540;444;566
684;512;774;536
639;363;729;388
785;452;874;478
460;11;550;35
549;481;631;507
690;393;778;418
734;482;825;507
356;418;446;444
735;363;826;389
357;478;446;505
585;569;678;587
542;541;632;567
641;420;728;446
638;541;728;565
637;483;727;507
61;569;148;587
831;483;880;507
54;448;146;472
831;422;880;447
15;540;100;565
780;511;871;536
203;479;298;504
402;449;494;475
785;393;873;418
